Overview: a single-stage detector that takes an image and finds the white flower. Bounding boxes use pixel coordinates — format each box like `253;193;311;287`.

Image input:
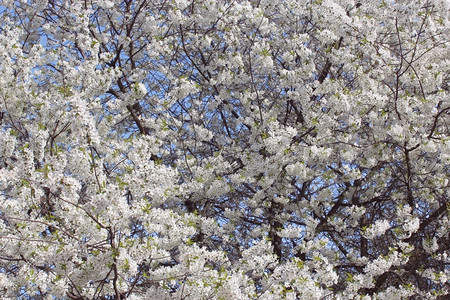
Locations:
403;217;420;235
364;220;391;239
422;237;439;254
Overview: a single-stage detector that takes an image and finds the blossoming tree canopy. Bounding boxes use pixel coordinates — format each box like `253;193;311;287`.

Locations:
0;0;449;299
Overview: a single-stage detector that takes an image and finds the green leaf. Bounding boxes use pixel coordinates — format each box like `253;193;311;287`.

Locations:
260;49;270;57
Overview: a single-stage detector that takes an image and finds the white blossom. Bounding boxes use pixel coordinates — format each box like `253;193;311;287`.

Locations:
0;0;448;298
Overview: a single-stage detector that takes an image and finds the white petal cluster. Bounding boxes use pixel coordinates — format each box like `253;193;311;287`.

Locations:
0;0;448;298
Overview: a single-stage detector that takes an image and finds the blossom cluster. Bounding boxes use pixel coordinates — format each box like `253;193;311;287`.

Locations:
0;0;448;299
